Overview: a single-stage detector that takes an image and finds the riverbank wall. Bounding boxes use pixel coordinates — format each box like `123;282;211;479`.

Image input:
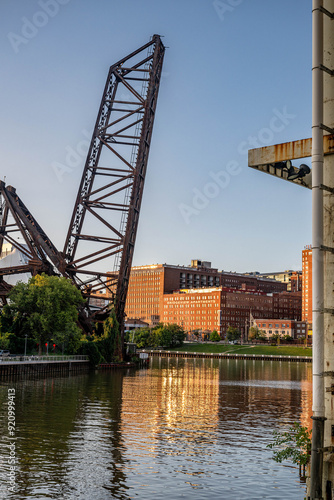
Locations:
0;357;91;378
142;350;312;363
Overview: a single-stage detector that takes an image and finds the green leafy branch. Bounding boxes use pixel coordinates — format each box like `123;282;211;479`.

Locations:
267;422;312;466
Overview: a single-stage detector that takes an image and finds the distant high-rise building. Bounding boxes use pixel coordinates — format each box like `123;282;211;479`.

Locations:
302;246;312;328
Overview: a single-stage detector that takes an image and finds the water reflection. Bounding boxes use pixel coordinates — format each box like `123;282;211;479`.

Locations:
0;359;312;499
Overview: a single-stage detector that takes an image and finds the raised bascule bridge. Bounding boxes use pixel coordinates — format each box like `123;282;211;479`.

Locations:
0;35;165;347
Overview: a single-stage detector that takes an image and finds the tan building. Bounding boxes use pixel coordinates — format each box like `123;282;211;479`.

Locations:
256;270;302;292
254;318;308;339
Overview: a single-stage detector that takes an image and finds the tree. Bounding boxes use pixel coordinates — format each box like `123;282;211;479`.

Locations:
164;323;186;348
249;326;266;341
131;327;152;348
210;330;221;342
151;323;185;348
101;308;122;361
7;273;85;355
131;323;185;349
226;326;241;342
267;422;312;467
271;332;281;344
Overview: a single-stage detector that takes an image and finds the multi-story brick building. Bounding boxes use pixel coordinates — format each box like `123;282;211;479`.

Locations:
302;245;312;327
162;286;302;339
124;261;221;326
272;291;302;321
163;288;222;335
220;271;287;293
290;271;303;292
124;260;288;327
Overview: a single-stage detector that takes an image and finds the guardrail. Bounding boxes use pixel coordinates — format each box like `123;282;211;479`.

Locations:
0;355;89;363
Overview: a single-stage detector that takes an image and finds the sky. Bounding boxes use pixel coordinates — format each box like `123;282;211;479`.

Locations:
0;0;313;274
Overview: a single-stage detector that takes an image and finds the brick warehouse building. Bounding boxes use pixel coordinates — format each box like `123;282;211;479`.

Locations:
123;260;287;327
162;287;301;339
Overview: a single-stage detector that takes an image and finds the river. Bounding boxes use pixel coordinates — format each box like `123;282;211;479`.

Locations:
0;357;312;499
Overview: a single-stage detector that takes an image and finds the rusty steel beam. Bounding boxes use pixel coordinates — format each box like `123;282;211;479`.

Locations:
63;35;165;341
0;36;165;341
0;182;63;274
114;36;165;339
249;135;334;165
248;135;334;189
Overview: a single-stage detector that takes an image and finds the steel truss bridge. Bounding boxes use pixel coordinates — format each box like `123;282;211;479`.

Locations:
0;35;165;342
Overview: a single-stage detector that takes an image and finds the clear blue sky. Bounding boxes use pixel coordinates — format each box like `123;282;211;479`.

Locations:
1;0;312;274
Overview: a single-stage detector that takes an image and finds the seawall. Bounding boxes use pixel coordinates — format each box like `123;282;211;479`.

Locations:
142;350;312;363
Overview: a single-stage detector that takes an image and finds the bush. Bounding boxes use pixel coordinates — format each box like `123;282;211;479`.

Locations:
267;422;311;466
79;341;102;366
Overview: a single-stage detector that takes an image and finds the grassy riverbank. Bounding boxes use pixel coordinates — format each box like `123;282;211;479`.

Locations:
169;343;312;357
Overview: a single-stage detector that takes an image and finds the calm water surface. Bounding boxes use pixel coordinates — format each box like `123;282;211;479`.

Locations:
0;358;312;499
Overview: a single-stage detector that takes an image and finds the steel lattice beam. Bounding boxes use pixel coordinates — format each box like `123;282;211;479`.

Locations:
0;36;165;341
63;35;165;330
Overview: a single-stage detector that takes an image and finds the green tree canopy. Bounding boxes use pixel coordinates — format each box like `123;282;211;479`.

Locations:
130;323;185;349
248;326;266;341
6;273;85;354
210;330;221;342
226;326;241;342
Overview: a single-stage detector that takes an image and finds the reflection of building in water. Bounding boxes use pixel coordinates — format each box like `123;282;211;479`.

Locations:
300;369;313;431
119;359;312;459
217;360;313;431
120;359;220;451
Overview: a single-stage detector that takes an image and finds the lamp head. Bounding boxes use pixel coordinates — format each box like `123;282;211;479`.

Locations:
299;164;311;176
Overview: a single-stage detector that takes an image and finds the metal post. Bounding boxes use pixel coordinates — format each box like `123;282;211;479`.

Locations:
309;1;326;498
24;334;27;359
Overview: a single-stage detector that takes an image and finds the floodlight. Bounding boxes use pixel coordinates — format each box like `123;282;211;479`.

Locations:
273;160;311;181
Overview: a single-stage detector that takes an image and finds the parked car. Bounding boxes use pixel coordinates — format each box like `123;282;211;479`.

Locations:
0;350;10;357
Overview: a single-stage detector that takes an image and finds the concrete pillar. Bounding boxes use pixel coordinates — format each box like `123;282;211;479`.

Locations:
309;1;334;498
322;0;334;496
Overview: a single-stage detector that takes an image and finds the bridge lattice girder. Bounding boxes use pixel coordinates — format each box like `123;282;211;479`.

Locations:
0;35;165;338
